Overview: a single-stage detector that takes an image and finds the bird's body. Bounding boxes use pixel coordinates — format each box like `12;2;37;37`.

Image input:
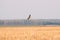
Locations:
27;14;31;20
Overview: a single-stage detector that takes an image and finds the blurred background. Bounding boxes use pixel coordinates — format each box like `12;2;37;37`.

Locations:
0;0;60;19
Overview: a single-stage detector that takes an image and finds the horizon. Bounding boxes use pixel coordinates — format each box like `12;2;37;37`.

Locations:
0;19;60;26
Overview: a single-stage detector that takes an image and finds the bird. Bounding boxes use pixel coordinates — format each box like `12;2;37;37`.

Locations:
27;14;31;20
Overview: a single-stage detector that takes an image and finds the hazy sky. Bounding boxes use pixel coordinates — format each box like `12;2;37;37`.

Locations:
0;0;60;19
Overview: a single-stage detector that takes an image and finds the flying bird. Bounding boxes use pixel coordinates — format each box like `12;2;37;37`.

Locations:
27;14;31;20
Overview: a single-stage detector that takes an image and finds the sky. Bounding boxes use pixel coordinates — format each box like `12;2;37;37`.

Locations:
0;0;60;19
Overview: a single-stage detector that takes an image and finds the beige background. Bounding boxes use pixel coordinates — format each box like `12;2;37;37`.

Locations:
0;26;60;40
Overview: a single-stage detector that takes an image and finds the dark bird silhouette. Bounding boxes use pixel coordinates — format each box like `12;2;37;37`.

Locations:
27;14;31;20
